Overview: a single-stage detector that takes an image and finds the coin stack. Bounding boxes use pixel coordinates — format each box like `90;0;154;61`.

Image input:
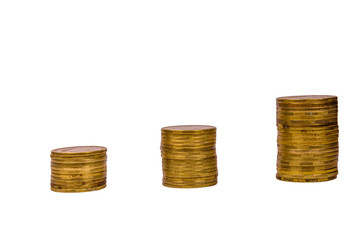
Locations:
276;95;339;182
51;146;107;192
161;125;218;188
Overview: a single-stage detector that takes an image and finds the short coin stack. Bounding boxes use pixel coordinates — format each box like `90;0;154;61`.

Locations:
276;95;339;182
161;125;218;188
51;146;107;192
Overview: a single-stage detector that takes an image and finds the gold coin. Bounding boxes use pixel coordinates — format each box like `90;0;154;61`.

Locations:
278;160;339;165
161;138;216;144
51;184;106;193
277;133;338;139
51;182;106;190
277;97;337;105
276;173;338;182
277;119;337;127
276;175;337;183
277;162;338;170
277;166;338;174
161;146;216;152
163;172;218;179
51;159;106;165
51;166;106;175
277;104;337;110
277;107;338;113
278;157;338;163
277;111;337;118
163;162;217;170
161;135;216;140
277;162;338;169
163;180;217;188
277;125;339;131
278;151;338;158
277;145;338;151
51;177;106;185
161;134;216;140
51;172;106;180
277;139;339;145
277;162;337;168
276;95;337;101
277;109;338;115
277;157;338;163
277;169;338;178
162;125;216;133
51;146;107;155
51;181;106;189
277;116;338;122
51;162;106;170
161;132;216;137
164;174;217;181
163;159;217;166
162;156;217;163
51;161;106;168
51;153;106;159
51;183;106;192
277;103;337;109
161;142;215;148
278;156;338;163
277;136;338;143
163;175;217;183
161;153;217;160
278;153;338;159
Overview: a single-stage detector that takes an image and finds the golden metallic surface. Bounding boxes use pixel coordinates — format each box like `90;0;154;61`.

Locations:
51;153;107;159
163;180;217;188
51;146;107;154
51;184;106;193
278;153;338;159
277;171;338;180
276;95;339;182
162;125;216;133
161;125;217;188
277;164;338;171
276;175;337;183
50;146;107;193
161;144;216;150
51;173;106;181
276;95;337;101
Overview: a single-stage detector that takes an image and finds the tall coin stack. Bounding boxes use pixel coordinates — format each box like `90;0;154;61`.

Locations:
161;125;218;188
276;95;339;182
51;146;107;192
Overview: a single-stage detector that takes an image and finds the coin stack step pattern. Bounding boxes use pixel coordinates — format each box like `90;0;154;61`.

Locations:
51;146;107;192
276;95;339;182
161;125;218;188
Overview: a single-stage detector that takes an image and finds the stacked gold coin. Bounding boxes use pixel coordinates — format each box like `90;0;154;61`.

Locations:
276;95;339;182
161;125;218;188
51;146;107;192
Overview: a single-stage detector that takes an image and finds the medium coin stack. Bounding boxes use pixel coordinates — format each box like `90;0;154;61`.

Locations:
161;125;218;188
51;146;107;192
276;95;339;182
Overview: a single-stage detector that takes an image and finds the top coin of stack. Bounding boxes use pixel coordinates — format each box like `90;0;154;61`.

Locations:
276;95;339;182
51;146;107;192
161;125;218;188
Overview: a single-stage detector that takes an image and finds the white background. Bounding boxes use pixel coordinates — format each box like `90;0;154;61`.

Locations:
0;1;359;239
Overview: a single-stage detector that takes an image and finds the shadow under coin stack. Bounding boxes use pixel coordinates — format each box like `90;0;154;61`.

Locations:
161;125;218;188
51;146;107;192
276;95;339;182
